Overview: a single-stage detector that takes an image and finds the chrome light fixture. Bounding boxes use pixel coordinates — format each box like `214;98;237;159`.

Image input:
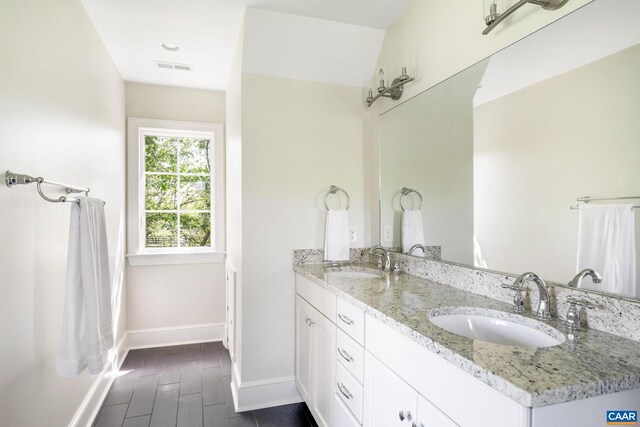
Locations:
483;0;570;35
366;67;414;107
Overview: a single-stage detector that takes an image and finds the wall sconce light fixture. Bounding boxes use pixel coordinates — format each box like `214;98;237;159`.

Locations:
483;0;569;35
366;67;414;107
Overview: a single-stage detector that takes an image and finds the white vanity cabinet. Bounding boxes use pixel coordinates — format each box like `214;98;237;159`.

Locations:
295;290;336;427
363;351;457;427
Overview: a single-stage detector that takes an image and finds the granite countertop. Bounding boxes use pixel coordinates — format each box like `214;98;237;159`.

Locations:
293;262;640;408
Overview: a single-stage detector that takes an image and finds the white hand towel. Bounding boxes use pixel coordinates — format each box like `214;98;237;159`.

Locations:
577;204;636;298
57;196;113;376
402;210;425;254
324;209;350;261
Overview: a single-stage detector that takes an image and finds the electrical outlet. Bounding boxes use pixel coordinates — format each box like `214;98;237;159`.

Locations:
349;227;357;242
383;226;393;243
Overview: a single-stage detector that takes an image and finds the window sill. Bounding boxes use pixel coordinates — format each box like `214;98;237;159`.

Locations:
127;251;225;266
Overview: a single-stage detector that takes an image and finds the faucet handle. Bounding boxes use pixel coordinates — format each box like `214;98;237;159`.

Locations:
501;284;525;313
565;297;596;331
566;297;596;310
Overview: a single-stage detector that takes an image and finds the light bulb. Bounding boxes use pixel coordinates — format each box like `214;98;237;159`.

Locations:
378;68;386;93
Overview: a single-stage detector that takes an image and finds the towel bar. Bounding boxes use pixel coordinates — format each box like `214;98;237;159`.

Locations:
570;195;640;210
5;170;90;204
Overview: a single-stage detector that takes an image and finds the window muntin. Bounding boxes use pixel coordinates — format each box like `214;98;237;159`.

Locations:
143;133;214;250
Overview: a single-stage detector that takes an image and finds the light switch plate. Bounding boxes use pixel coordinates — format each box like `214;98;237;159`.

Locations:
383;226;393;243
349;227;357;242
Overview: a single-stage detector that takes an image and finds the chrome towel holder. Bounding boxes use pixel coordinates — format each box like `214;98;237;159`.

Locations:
324;185;350;211
400;187;423;212
5;170;91;204
569;195;640;210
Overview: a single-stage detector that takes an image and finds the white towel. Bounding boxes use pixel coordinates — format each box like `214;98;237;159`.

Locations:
577;204;636;298
402;210;425;254
324;209;350;261
57;196;113;376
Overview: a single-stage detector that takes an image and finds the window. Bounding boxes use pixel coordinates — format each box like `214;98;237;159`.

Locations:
127;118;224;265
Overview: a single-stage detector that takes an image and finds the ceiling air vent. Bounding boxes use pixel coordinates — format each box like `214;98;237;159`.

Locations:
154;61;193;71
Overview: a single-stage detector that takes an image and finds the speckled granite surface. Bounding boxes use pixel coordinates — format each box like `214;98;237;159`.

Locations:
293;261;640;408
391;252;640;343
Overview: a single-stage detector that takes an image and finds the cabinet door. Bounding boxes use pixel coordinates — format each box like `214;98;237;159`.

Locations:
310;310;336;427
416;394;458;427
363;351;417;427
296;295;314;402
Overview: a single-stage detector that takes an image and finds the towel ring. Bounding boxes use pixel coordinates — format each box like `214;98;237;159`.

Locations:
400;187;422;212
324;185;351;211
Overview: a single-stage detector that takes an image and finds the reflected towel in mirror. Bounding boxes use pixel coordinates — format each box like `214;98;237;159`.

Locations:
577;204;636;298
402;210;425;254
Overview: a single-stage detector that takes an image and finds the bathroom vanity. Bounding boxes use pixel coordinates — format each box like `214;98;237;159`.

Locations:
293;260;640;427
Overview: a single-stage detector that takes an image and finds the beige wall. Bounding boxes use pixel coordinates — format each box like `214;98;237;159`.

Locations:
124;83;226;331
239;74;366;383
0;0;126;425
474;44;640;294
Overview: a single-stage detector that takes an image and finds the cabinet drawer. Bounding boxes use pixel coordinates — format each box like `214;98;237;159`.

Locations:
336;329;364;384
336;362;364;423
296;274;336;322
336;298;365;344
334;393;361;427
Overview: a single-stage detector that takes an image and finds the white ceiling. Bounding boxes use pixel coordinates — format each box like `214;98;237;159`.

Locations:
242;9;386;88
80;0;413;91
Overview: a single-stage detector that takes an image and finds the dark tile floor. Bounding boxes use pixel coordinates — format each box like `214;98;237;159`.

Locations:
93;342;317;427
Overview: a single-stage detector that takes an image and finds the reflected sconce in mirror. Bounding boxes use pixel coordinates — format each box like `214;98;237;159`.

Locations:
366;67;414;107
483;0;570;35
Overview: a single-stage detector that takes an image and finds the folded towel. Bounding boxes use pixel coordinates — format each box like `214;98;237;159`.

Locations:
402;210;425;254
577;204;636;298
324;209;350;261
57;196;113;376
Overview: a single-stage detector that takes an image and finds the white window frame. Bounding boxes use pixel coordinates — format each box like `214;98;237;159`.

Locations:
127;118;225;266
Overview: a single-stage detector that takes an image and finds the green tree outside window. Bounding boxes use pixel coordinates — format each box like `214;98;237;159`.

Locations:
144;135;212;248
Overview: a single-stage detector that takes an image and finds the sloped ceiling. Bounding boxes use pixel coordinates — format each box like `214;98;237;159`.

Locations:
242;9;386;88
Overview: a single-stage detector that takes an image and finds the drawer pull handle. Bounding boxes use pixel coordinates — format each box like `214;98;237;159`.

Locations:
338;347;354;362
338;313;355;325
337;382;353;400
399;410;412;422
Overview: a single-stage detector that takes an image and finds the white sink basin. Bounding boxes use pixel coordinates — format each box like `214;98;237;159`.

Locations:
429;308;565;348
325;271;380;279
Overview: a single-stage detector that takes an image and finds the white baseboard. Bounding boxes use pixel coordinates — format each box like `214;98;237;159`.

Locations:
69;334;129;427
127;322;225;349
230;362;302;412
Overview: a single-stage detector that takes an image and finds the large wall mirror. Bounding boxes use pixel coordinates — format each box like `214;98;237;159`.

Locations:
379;0;640;300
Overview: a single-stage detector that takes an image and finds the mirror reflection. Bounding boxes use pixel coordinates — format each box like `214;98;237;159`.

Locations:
379;0;640;299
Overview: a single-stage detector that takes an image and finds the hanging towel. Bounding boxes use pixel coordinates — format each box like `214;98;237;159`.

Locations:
402;210;425;254
57;196;113;377
324;209;350;261
577;204;636;298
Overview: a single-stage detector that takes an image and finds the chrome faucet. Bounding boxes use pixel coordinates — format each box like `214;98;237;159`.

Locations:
408;244;427;256
370;245;391;271
568;268;602;288
512;272;551;320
